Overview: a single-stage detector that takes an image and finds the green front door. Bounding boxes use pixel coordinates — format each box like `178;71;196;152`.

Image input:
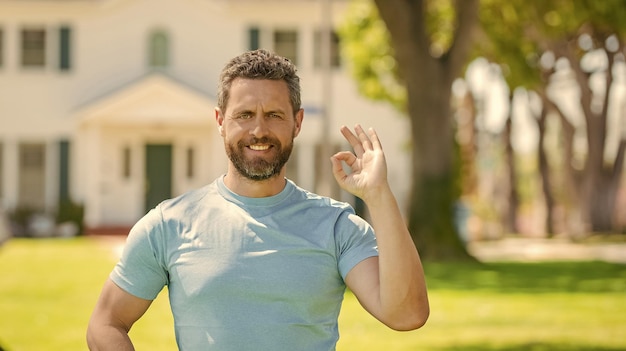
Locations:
145;144;172;213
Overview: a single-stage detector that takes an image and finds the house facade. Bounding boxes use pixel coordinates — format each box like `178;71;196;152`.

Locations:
0;0;411;234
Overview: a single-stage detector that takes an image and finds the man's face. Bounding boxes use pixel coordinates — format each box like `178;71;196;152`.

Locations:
216;78;303;181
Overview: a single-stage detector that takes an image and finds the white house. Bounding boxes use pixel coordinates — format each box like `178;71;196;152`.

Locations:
0;0;411;234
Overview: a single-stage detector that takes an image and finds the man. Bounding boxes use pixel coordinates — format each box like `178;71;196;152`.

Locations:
87;49;429;350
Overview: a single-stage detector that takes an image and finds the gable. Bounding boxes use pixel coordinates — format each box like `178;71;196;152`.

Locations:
75;73;215;127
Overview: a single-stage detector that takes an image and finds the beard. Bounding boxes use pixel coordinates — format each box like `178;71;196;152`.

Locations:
225;136;294;181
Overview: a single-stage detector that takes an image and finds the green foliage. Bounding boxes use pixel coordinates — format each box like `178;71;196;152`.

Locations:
338;0;406;110
6;206;38;237
338;0;463;111
479;0;626;91
424;0;456;57
56;199;85;235
478;0;543;90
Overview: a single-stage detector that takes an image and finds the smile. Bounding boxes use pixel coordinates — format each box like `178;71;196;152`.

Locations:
249;144;270;151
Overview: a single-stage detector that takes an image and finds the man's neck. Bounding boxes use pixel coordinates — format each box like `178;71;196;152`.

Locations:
223;170;287;198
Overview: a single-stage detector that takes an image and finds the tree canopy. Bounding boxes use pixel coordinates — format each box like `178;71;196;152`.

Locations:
339;0;626;253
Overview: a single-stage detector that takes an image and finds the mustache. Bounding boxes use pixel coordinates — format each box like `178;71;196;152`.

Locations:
240;137;280;147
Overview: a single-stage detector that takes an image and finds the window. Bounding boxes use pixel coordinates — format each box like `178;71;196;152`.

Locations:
186;147;195;179
18;143;46;209
248;27;260;51
148;30;169;68
273;30;298;65
59;26;72;71
122;147;131;179
314;29;341;68
21;28;46;67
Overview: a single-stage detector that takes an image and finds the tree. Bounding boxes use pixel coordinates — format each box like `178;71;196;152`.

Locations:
479;0;558;236
340;0;480;260
556;1;626;233
480;0;626;235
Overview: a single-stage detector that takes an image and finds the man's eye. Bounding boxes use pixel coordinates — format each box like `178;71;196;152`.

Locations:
269;113;282;119
238;113;252;119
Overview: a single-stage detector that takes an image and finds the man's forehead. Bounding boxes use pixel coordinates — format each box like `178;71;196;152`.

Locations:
230;77;289;90
227;79;292;110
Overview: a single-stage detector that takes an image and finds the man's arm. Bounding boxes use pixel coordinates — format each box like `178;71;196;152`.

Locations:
87;279;153;350
331;125;429;331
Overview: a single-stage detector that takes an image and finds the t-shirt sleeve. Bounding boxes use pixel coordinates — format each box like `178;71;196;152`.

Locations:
109;206;169;300
335;210;379;280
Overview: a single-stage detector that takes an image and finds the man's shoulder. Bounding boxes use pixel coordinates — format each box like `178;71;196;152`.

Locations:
287;180;354;213
159;181;220;212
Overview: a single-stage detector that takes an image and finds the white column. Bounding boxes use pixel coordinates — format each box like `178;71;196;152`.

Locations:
82;126;103;228
5;22;18;70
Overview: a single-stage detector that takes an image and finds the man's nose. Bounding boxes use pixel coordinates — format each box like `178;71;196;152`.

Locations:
250;115;269;137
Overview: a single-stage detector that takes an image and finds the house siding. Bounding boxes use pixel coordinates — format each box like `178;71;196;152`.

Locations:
0;0;411;233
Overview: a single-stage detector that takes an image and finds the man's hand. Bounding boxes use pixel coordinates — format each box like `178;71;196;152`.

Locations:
333;124;430;330
330;125;388;202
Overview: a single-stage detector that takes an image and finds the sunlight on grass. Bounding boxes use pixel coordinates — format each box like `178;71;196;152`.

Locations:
0;238;113;350
1;238;625;351
0;237;176;351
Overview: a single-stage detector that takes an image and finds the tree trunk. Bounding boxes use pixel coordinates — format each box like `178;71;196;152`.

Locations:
373;0;479;260
547;97;587;237
561;43;623;234
536;94;556;236
589;140;626;232
406;63;470;260
457;89;478;196
503;94;519;234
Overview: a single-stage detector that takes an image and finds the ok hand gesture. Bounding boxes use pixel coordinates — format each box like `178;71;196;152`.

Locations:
330;125;388;203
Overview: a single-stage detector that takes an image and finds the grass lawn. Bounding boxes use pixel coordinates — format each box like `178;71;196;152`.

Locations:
0;237;625;351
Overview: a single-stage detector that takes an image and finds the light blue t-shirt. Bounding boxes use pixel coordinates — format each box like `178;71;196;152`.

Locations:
110;176;378;350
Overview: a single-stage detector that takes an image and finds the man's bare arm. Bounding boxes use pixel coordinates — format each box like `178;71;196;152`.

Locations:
331;125;429;330
87;279;153;350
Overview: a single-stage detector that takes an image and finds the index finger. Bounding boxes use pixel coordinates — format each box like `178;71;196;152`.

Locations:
340;125;364;157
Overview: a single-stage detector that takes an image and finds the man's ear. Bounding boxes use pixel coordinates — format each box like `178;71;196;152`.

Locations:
293;108;304;137
215;107;225;136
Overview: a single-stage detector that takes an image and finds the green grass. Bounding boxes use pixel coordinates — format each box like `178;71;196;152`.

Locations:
0;238;625;351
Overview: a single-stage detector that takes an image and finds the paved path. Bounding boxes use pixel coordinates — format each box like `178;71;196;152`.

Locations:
467;237;626;263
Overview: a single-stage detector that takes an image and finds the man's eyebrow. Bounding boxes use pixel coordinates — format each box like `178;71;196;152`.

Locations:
229;108;253;115
266;109;287;115
233;108;287;114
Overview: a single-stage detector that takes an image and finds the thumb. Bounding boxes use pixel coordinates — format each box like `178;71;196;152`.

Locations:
330;151;354;183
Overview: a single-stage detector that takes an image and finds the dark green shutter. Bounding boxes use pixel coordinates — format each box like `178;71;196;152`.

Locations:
59;140;70;201
59;26;71;71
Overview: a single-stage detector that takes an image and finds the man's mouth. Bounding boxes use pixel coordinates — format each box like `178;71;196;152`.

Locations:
249;144;271;151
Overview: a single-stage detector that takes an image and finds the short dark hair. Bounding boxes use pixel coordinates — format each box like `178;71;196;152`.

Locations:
217;49;301;115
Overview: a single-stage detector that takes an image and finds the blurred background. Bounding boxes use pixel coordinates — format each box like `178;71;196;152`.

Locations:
0;0;625;256
0;0;625;350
